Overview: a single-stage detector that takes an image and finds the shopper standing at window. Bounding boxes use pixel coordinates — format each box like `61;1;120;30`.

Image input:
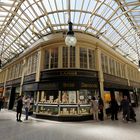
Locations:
16;95;23;122
24;96;31;120
91;96;98;121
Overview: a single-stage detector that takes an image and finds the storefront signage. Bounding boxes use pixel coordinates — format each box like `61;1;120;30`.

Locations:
80;82;98;88
63;83;75;88
104;73;128;85
38;82;58;90
130;81;140;88
60;71;77;76
22;83;38;91
24;74;36;83
41;69;98;80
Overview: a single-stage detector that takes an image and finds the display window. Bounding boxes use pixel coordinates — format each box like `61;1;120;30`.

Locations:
79;105;91;115
61;91;77;104
60;106;78;115
104;91;111;109
38;105;58;115
36;89;98;117
39;90;59;104
78;89;97;104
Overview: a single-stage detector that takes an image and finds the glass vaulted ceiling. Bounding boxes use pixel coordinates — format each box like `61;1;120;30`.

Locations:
0;0;140;66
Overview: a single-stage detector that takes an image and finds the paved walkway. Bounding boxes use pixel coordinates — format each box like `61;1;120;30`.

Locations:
0;107;140;140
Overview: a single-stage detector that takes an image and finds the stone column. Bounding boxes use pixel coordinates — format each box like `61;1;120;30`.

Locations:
3;69;8;96
125;64;130;86
36;48;44;82
20;58;27;95
95;44;106;118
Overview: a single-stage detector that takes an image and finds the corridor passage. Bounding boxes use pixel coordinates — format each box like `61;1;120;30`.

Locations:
0;108;140;140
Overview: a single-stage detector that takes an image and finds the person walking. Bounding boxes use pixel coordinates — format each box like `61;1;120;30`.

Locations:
16;96;23;122
91;96;98;121
24;96;31;120
121;95;130;121
110;97;119;120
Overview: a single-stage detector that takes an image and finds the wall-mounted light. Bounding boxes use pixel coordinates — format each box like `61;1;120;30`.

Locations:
65;21;77;47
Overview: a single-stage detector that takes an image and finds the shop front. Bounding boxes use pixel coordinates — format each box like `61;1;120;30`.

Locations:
34;69;100;121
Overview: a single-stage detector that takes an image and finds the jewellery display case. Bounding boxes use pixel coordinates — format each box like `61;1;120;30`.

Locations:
79;104;92;115
37;104;59;115
34;89;98;120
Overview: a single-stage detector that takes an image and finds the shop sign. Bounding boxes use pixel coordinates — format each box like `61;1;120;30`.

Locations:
23;83;38;91
80;82;98;88
63;83;75;88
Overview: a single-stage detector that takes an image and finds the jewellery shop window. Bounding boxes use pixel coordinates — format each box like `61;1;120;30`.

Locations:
60;91;77;104
38;105;59;115
39;91;59;104
60;106;78;115
79;105;91;115
78;90;92;104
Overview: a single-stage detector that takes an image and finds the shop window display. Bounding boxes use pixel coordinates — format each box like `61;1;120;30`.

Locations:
61;91;76;104
39;91;59;104
36;89;97;117
37;91;59;115
60;106;78;115
104;91;111;115
79;105;91;115
79;89;97;115
38;105;58;115
78;90;92;104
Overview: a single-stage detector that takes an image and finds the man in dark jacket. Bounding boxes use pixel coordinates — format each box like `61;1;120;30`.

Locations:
121;95;130;121
110;97;118;120
16;96;23;122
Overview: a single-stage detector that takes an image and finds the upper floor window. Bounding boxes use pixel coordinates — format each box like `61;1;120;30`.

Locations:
63;47;68;68
89;49;95;69
109;58;113;75
101;53;108;73
25;52;38;75
70;47;75;68
44;48;58;69
62;46;76;68
50;48;58;68
121;64;125;78
44;50;49;69
44;46;95;70
80;48;87;68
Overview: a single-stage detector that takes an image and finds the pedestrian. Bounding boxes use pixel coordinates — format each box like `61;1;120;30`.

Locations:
110;97;118;120
16;95;23;122
91;96;98;121
129;103;136;122
121;95;130;121
24;96;31;120
98;96;104;121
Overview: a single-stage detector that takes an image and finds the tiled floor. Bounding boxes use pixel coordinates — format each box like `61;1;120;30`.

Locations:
0;107;140;140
